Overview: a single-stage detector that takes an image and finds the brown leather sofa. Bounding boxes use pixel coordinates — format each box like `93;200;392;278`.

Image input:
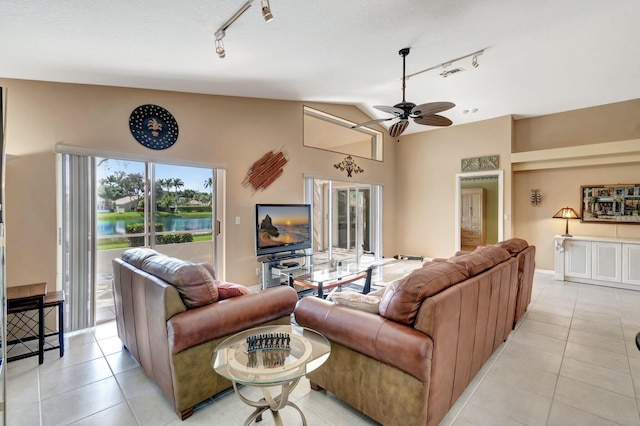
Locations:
496;239;536;328
112;248;298;420
294;240;533;426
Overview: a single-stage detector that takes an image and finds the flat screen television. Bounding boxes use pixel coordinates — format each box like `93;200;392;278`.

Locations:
255;204;312;257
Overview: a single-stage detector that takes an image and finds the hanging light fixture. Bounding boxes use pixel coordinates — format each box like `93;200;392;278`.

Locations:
261;0;274;22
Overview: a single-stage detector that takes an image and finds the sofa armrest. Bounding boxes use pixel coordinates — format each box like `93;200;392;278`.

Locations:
167;285;298;354
294;297;433;382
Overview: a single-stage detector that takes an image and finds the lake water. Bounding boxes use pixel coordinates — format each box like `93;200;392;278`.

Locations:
98;217;212;236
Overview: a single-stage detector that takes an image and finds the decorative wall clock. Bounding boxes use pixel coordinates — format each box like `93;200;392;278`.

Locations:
129;104;179;150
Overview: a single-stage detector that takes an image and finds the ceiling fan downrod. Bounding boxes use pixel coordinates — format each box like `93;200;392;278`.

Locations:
399;47;410;103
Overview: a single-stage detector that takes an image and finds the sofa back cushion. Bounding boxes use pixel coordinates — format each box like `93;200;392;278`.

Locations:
496;238;529;256
379;262;469;325
446;246;511;276
121;247;161;269
139;254;219;308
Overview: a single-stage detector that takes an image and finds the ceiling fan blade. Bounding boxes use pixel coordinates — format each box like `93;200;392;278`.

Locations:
413;114;453;127
374;105;404;115
351;117;394;129
411;101;455;116
389;119;409;137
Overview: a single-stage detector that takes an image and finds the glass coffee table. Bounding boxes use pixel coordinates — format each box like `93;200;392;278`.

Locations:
212;325;330;426
281;260;373;298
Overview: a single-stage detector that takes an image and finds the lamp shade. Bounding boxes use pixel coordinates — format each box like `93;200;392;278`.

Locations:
552;207;580;220
553;206;580;237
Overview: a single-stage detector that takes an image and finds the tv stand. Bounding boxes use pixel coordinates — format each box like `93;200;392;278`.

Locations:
258;252;312;290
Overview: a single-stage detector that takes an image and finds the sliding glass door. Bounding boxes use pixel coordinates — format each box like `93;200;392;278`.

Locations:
95;159;216;323
61;153;220;329
306;178;381;263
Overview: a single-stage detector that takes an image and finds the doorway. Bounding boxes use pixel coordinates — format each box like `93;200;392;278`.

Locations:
304;177;382;263
455;170;503;252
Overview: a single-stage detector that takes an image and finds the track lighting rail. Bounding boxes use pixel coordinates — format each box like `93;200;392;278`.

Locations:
406;49;485;80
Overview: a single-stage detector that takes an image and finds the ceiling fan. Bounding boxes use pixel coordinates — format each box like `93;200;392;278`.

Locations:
352;47;455;137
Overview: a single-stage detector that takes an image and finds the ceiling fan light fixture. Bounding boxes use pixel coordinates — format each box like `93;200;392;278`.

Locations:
261;0;274;22
352;47;455;137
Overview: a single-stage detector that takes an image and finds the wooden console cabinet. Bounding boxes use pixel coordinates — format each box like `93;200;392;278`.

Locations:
554;235;640;290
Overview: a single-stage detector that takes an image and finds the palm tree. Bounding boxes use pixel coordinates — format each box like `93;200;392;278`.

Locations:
204;177;213;191
172;178;184;210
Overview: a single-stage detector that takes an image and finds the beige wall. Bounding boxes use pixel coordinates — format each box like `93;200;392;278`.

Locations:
513;98;640;271
394;115;513;258
1;79;397;288
4;77;639;289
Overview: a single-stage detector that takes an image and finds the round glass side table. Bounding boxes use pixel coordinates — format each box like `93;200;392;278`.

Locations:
212;324;330;426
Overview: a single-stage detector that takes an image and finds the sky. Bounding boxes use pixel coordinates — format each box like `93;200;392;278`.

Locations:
96;158;213;192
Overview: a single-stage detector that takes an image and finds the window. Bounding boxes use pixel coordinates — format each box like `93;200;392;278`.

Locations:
303;106;383;161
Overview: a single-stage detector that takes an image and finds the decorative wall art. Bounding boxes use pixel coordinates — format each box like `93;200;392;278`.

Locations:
461;155;499;172
243;150;288;191
334;155;364;178
581;184;640;224
129;104;179;150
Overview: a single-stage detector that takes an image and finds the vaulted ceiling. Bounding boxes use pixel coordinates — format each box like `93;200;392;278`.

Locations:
2;0;639;134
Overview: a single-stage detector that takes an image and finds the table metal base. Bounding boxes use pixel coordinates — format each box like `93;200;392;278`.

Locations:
233;377;306;426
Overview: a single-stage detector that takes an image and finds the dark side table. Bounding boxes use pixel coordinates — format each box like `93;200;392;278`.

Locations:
7;283;47;364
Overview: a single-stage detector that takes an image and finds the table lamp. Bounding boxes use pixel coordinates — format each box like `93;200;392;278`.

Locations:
553;206;580;237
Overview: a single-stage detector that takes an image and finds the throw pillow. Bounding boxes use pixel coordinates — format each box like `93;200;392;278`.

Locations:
329;290;381;314
216;281;253;299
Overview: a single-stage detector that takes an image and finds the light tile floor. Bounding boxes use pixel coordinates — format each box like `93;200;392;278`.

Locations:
7;271;640;425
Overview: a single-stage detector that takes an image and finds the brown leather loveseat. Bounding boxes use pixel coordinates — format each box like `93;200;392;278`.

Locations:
294;239;534;426
112;248;298;420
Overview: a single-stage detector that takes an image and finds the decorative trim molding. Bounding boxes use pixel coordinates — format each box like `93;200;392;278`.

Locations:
511;139;640;171
461;155;499;171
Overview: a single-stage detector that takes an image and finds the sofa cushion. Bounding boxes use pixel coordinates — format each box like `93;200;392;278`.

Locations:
379;262;469;325
496;238;529;256
477;245;511;264
198;262;217;280
121;248;161;269
446;246;510;276
446;253;493;276
216;281;253;299
140;255;219;308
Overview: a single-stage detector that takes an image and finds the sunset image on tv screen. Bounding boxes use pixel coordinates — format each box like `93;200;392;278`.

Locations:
257;205;310;248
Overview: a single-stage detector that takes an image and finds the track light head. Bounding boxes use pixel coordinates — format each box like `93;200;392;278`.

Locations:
215;39;225;58
261;0;273;22
472;55;479;68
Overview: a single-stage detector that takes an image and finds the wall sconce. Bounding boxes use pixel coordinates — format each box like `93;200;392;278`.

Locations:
553;206;580;237
530;189;541;206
